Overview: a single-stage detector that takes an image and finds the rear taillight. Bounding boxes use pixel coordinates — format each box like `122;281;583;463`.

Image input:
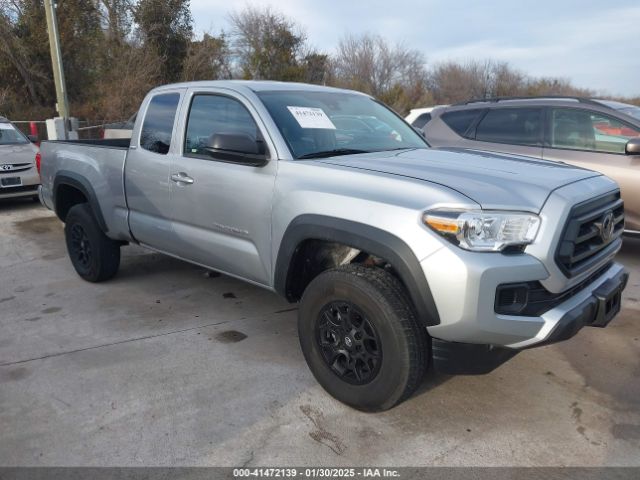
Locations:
35;152;41;175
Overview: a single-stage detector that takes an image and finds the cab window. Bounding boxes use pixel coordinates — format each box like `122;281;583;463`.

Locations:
184;94;259;159
140;93;180;154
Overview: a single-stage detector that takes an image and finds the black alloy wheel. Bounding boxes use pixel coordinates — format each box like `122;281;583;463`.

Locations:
69;223;92;270
316;301;382;385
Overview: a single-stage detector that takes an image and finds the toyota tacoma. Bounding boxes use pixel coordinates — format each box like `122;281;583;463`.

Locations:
38;81;628;411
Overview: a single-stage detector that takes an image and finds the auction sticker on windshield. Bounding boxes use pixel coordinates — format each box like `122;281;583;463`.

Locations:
287;106;336;129
0;123;15;130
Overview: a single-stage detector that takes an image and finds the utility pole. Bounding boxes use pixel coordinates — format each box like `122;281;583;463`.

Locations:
44;0;70;126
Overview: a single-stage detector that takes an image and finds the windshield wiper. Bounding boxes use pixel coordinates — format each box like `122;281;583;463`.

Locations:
297;148;370;159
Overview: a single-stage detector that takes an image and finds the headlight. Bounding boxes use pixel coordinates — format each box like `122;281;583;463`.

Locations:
423;209;541;252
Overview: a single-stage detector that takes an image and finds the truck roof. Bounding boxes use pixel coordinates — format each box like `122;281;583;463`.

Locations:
150;80;366;96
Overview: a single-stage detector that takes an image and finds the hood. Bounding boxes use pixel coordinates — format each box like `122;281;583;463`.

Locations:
0;143;38;166
317;147;601;212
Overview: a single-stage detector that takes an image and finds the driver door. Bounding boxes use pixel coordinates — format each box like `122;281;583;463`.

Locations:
168;88;278;285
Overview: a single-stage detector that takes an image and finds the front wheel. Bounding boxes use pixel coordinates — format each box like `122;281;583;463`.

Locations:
298;265;429;411
64;203;120;282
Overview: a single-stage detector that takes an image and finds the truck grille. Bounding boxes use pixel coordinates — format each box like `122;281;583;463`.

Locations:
556;191;624;277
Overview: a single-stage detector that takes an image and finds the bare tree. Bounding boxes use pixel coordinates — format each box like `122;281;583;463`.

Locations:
181;32;231;81
524;77;593;97
331;33;431;114
429;60;489;102
93;41;163;121
492;61;526;97
95;0;134;44
429;59;529;102
0;85;12;115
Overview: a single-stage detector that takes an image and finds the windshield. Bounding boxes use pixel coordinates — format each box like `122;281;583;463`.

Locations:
0;122;29;145
257;91;428;159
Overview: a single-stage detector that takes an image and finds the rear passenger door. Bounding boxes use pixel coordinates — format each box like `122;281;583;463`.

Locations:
471;107;544;159
168;88;278;286
125;90;184;252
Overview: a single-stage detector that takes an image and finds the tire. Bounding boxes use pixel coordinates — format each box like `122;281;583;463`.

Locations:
64;203;120;282
298;264;429;411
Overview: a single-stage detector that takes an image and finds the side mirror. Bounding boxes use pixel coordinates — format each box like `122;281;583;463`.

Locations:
206;132;268;166
27;134;39;143
626;138;640;155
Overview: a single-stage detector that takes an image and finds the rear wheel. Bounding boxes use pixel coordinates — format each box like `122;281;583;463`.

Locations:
64;203;120;282
298;264;429;411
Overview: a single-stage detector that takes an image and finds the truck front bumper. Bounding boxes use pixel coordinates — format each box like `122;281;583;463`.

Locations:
422;244;627;351
532;268;628;345
429;266;627;374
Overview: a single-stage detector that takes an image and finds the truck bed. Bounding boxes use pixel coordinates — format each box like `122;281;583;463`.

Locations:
53;138;131;149
39;140;132;241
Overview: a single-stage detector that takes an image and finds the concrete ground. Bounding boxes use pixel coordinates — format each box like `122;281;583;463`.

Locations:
0;199;638;467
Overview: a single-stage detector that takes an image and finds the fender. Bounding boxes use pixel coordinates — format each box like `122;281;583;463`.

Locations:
53;170;108;232
274;214;440;326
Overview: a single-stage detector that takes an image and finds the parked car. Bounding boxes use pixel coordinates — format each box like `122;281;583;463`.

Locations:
405;105;448;129
0;116;40;201
422;97;640;233
39;82;627;410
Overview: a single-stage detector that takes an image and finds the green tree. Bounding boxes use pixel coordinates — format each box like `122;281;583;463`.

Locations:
134;0;192;82
301;52;329;84
56;0;103;110
0;0;106;116
229;6;327;82
0;0;52;111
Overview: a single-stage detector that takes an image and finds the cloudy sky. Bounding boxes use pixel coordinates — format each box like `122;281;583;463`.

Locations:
191;0;640;97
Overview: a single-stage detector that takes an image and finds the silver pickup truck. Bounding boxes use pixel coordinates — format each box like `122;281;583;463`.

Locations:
39;81;628;411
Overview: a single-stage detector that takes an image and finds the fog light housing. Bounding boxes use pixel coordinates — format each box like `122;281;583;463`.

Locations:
495;284;530;314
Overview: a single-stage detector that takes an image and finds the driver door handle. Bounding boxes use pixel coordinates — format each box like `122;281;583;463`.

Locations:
171;172;194;185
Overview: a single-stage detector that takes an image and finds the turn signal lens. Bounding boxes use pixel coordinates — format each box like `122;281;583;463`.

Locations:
423;214;461;235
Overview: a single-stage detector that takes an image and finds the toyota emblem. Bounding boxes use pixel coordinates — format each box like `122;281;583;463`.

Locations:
599;211;615;242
